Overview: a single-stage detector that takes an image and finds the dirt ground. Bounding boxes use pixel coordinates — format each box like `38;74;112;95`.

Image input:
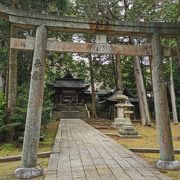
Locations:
0;158;48;180
0;121;59;180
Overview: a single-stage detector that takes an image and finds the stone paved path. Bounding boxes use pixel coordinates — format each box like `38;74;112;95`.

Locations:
45;119;171;180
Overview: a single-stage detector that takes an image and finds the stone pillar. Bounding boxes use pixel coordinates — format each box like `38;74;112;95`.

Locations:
118;101;139;137
14;26;47;178
117;105;124;118
151;33;180;170
112;91;127;128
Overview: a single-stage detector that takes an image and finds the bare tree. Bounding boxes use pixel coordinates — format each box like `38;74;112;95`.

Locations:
169;58;179;124
116;55;123;91
134;56;151;125
89;55;97;118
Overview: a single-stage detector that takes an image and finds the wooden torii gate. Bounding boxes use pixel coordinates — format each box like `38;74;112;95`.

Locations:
0;3;180;179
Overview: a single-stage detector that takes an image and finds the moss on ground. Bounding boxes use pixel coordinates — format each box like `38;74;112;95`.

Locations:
94;122;180;149
0;158;48;180
118;123;180;149
0;121;59;157
0;121;58;179
137;153;180;180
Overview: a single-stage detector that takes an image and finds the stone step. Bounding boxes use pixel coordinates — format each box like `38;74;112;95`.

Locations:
55;104;85;108
54;107;86;111
60;114;88;118
53;103;89;119
59;111;88;119
60;110;87;113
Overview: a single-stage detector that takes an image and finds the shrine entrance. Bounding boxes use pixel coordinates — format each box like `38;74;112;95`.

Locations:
0;3;180;179
62;91;78;103
53;73;86;104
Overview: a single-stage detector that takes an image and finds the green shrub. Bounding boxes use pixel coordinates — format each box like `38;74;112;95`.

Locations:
0;122;23;142
42;85;54;127
11;107;27;124
0;143;14;150
0;91;6;127
15;83;53;126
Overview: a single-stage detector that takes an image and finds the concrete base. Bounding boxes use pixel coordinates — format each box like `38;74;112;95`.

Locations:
118;121;139;136
120;125;135;131
119;129;138;135
155;160;180;171
117;134;141;138
13;166;43;179
112;118;127;128
118;124;140;138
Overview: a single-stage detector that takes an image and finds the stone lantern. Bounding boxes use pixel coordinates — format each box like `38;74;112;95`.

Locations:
118;100;139;137
124;101;134;121
112;91;127;128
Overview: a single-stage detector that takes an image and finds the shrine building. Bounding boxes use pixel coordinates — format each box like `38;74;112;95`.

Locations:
53;72;87;105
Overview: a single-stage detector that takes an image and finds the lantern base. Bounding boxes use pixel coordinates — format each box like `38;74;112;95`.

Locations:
112;117;127;128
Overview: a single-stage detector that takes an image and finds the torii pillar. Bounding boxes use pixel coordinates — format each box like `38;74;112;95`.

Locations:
151;33;180;170
14;26;47;178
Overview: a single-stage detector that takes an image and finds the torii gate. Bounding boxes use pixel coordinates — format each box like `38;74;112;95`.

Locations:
0;3;180;179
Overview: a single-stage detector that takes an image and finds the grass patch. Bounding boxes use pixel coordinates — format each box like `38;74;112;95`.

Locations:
39;121;59;152
0;120;59;179
0;144;20;157
0;158;48;180
137;153;180;180
0;121;59;157
93;122;180;149
113;123;180;149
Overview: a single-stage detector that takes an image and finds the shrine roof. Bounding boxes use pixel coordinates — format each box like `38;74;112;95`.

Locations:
107;89;138;103
54;80;85;89
53;73;86;89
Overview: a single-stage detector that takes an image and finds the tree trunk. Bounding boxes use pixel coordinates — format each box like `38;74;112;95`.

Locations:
0;28;6;93
89;55;97;118
8;25;17;115
0;72;6;93
112;55;118;90
21;26;47;168
5;71;8;101
0;72;3;91
134;56;151;126
8;0;18;112
176;36;180;71
151;33;175;162
116;55;123;91
149;56;154;98
169;58;179;124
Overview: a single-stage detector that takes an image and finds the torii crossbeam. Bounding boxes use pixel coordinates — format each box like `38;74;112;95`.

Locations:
0;3;180;36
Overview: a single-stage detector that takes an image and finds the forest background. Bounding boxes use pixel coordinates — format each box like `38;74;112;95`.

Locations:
0;0;180;141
